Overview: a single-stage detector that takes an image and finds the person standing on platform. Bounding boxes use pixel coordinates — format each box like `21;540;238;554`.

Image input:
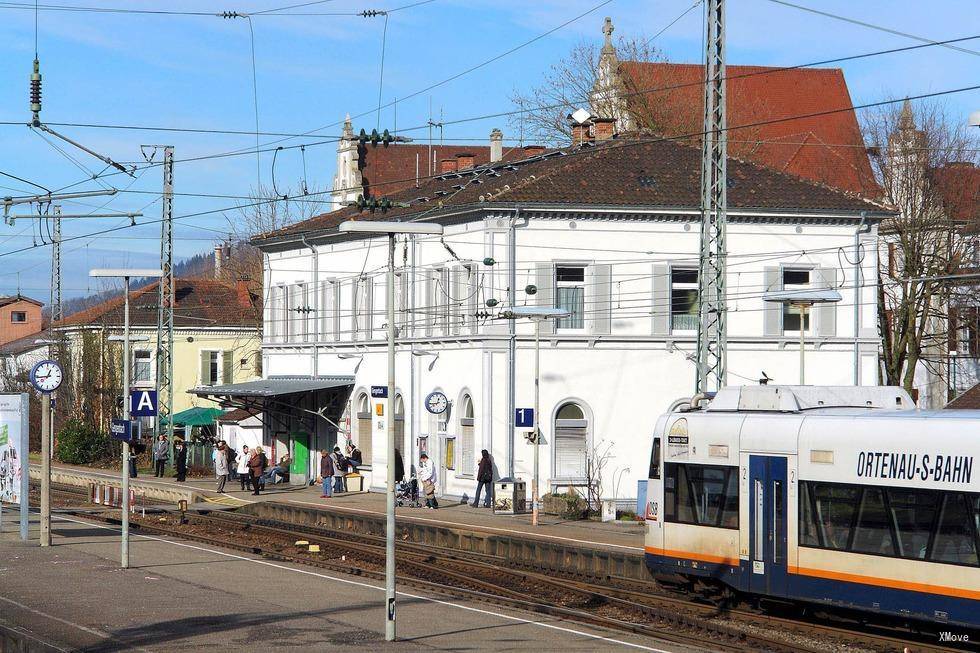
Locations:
152;435;169;477
214;441;229;493
318;449;334;499
174;439;187;482
394;448;405;484
237;445;251;491
471;450;494;508
248;446;266;496
418;453;438;509
330;447;346;494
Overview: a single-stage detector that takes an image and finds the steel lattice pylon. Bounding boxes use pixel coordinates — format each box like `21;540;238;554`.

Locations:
156;146;175;440
695;0;728;393
50;205;62;323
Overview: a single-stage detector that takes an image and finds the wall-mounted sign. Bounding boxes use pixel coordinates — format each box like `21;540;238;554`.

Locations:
110;419;133;442
130;389;158;417
371;386;388;398
515;408;535;428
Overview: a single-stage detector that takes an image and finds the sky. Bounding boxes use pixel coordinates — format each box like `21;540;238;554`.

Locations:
0;0;977;300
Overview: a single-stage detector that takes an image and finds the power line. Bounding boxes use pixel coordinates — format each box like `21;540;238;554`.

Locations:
761;0;980;58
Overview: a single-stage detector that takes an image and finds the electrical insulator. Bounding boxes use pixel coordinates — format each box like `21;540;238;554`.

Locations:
485;298;499;308
482;257;496;266
358;128;368;145
30;58;42;125
381;129;392;147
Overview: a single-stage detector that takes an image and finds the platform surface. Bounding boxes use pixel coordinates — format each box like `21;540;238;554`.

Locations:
36;462;645;553
0;507;679;653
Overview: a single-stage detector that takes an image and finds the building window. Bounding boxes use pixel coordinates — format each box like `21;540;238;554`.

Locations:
355;393;372;466
133;350;152;384
459;395;475;476
670;268;698;332
10;311;26;323
200;350;231;386
554;402;588;480
555;266;585;329
782;268;811;333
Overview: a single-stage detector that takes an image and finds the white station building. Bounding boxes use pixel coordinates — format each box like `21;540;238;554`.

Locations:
226;127;890;505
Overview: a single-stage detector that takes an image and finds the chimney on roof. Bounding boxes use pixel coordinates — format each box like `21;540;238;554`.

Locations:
456;153;475;170
523;145;545;157
214;244;223;279
440;158;457;173
567;108;594;146
236;275;252;308
593;117;616;142
490;128;503;162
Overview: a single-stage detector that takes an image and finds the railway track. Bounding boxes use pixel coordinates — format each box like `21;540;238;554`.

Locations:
39;483;969;653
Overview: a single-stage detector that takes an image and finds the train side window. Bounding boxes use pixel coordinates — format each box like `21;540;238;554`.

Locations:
773;480;785;564
799;483;821;547
851;487;896;556
665;463;738;529
930;494;980;566
887;488;937;559
812;483;860;551
648;437;661;479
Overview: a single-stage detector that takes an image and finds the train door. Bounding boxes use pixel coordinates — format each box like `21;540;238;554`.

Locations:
748;456;788;597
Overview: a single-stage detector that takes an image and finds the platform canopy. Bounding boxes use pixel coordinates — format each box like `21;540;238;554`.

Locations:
160;406;225;427
188;376;355;432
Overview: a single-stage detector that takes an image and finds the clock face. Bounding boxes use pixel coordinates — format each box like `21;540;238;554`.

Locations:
425;391;448;415
31;360;63;393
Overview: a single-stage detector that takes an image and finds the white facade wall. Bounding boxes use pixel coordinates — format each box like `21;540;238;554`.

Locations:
262;212;880;501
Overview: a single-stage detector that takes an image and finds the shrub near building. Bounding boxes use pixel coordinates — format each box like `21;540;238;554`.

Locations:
56;418;115;465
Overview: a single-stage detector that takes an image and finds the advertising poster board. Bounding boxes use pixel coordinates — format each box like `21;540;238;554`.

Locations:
0;393;30;540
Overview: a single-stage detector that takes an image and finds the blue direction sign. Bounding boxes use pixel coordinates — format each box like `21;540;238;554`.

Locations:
371;386;388;399
129;390;158;417
515;408;535;428
110;418;133;442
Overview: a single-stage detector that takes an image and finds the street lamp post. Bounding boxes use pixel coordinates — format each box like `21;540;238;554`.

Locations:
338;220;443;642
90;268;162;569
763;289;842;384
500;307;569;527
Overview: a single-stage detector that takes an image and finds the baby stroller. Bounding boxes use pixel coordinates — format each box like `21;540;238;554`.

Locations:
395;476;421;508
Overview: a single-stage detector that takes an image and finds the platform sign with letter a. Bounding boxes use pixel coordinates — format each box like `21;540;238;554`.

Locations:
129;389;157;417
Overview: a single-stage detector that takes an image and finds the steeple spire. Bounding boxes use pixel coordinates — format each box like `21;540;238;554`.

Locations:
898;98;915;131
601;16;615;55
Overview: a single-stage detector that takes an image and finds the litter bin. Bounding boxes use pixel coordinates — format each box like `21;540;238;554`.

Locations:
493;478;526;514
345;473;364;493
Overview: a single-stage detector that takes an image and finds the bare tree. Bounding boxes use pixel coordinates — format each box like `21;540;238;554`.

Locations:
864;100;980;403
509;35;667;145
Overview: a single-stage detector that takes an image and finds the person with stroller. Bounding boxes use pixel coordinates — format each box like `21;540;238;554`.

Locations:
237;445;252;491
418;453;438;509
471;449;494;508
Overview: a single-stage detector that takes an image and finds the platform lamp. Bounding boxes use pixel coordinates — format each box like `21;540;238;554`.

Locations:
90;268;163;569
499;306;569;527
762;289;842;385
337;220;444;642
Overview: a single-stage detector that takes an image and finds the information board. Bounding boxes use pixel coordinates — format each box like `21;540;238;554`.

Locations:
0;393;30;540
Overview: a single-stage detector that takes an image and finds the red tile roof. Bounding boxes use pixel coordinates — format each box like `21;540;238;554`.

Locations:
945;383;980;409
257;137;888;243
930;162;980;223
57;278;261;329
617;62;878;196
356;143;542;197
0;295;44;308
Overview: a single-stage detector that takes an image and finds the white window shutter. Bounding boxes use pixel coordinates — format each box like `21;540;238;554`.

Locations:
350;279;359;341
554;425;587;479
763;267;782;336
535;262;555;335
199;351;210;386
815;267;838;337
424;270;436;337
589;264;612;335
466;265;479;335
652;263;669;335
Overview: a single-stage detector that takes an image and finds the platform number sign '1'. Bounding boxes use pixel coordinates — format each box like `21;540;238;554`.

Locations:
515;408;535;428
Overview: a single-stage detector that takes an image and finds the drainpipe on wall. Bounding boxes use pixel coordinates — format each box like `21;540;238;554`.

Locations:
506;207;519;479
410;234;418;476
302;234;319;378
853;211;870;385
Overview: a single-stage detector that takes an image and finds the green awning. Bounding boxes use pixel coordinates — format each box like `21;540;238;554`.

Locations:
160;407;225;427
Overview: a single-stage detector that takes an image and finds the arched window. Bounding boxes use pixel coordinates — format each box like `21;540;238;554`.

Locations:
356;392;372;466
554;401;588;481
394;394;405;449
459;395;475;475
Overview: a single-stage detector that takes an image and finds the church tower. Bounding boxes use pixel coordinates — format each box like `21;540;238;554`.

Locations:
331;115;363;211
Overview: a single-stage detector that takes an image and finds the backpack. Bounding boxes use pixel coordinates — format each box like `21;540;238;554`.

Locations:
336;453;349;472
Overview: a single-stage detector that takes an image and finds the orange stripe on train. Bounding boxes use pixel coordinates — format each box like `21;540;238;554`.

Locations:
789;565;980;601
644;546;739;566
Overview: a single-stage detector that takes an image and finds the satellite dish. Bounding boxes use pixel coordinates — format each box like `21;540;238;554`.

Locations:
569;108;592;125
